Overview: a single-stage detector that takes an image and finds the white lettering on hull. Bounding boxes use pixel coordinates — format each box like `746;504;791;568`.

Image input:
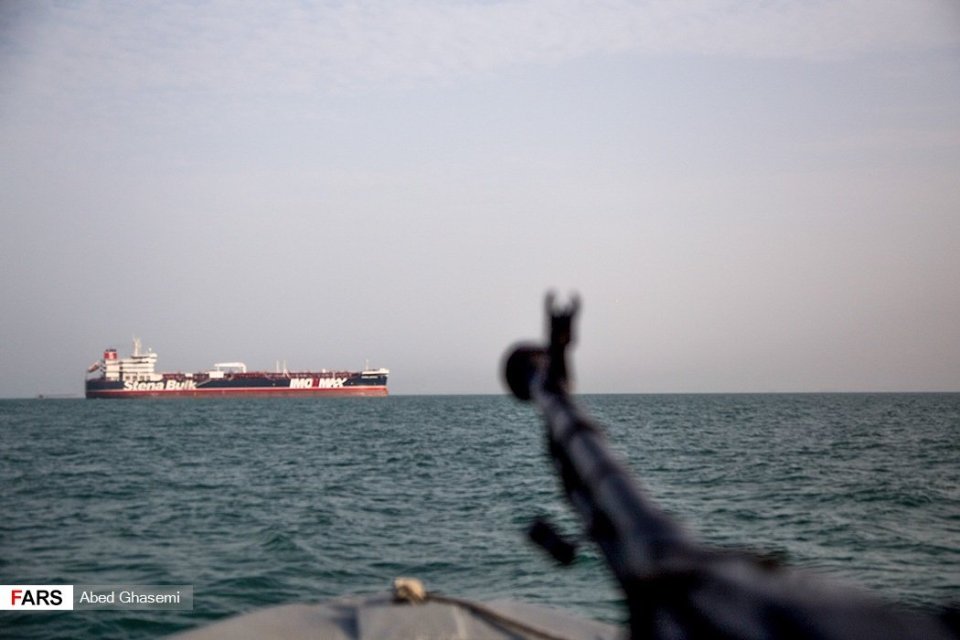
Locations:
123;380;197;391
289;378;346;389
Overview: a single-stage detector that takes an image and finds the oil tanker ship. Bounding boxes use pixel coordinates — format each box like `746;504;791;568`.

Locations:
85;339;388;398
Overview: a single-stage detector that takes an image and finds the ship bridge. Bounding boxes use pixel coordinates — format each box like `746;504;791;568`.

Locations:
103;338;161;382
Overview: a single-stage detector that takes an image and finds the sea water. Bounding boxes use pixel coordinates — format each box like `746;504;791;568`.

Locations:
1;394;958;638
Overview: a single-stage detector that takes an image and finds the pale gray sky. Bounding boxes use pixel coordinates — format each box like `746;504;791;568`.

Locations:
2;1;959;396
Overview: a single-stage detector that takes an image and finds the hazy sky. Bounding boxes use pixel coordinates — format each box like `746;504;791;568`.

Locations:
2;1;959;397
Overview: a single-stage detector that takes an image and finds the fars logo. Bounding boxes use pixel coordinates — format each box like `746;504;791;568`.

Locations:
1;585;74;611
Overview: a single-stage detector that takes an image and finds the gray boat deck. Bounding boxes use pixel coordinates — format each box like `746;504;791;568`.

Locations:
171;592;622;640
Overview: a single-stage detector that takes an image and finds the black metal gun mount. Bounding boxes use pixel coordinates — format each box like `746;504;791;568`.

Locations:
504;294;957;640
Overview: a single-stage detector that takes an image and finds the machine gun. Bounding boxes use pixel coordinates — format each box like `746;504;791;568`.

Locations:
504;294;957;640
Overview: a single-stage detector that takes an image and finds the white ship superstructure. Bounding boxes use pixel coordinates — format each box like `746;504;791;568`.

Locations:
101;338;161;383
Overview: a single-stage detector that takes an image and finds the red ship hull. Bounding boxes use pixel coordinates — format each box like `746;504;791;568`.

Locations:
85;386;388;399
85;341;389;399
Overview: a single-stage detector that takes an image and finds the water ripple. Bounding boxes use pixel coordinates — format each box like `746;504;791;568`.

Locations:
1;394;958;638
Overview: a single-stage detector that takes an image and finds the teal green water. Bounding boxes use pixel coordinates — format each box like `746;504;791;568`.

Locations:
2;394;958;638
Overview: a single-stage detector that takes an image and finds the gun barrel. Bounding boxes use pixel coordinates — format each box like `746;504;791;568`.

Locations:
513;347;694;581
504;295;957;640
